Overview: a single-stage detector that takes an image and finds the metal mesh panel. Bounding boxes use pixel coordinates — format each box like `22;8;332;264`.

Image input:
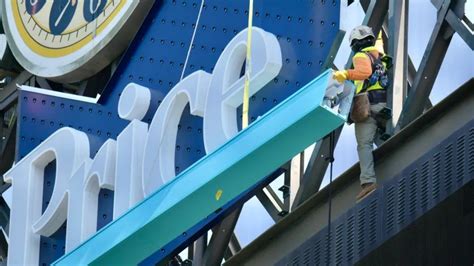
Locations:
385;184;396;235
312;236;322;265
356;206;366;257
432;151;442;199
456;135;466;184
346;213;355;263
335;222;345;265
397;177;407;226
420;160;430;209
469;128;474;175
367;198;379;247
407;169;418;218
444;143;454;191
277;120;474;265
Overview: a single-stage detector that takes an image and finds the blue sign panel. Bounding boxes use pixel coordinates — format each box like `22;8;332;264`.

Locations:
16;0;340;264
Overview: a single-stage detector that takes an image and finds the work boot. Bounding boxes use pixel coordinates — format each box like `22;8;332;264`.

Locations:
356;182;377;202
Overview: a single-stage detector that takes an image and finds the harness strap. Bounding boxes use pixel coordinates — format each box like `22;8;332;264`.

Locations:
359;51;386;94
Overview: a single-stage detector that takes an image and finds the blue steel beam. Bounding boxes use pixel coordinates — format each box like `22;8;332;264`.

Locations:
54;70;353;265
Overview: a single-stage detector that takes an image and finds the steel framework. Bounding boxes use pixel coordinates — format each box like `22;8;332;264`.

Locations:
226;78;474;265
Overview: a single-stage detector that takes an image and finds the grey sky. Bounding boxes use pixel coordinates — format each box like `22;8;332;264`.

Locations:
235;0;474;247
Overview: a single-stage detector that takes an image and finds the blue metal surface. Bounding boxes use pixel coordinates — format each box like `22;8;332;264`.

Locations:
39;161;66;266
276;119;474;266
53;69;349;266
16;0;340;263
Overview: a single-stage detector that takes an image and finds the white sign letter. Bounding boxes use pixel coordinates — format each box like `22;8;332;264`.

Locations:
142;71;211;196
4;128;89;265
203;27;282;152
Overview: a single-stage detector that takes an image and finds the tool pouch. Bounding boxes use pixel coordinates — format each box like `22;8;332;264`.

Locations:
350;92;370;123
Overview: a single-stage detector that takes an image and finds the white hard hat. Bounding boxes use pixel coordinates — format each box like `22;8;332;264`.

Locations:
349;25;375;45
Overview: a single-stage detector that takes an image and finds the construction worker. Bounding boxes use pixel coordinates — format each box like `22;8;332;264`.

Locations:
333;25;391;201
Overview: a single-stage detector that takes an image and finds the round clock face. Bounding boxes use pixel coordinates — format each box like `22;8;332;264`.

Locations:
1;0;153;82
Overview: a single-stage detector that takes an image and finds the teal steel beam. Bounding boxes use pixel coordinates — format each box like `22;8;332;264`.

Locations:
54;69;353;265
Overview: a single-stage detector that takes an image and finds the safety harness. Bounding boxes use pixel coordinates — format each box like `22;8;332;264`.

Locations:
355;48;393;138
357;49;392;108
354;46;392;94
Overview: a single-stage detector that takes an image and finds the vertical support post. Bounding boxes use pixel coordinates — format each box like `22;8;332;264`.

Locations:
282;165;291;211
289;152;304;208
280;153;305;212
0;111;4;152
387;0;408;131
189;233;207;265
187;244;194;261
361;0;432;111
397;0;464;129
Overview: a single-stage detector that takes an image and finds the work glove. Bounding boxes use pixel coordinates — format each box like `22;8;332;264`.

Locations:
333;70;348;83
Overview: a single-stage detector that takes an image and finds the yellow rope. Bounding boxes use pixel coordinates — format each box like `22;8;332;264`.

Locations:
242;0;254;129
216;0;253;202
8;109;16;128
375;30;385;54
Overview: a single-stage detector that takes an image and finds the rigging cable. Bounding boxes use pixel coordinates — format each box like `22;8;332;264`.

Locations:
180;0;205;81
326;131;335;265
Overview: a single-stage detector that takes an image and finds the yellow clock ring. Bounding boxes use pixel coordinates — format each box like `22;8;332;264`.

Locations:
11;0;126;58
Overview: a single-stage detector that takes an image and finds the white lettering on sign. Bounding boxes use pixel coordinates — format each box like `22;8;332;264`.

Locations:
3;27;282;265
4;129;89;264
142;71;211;196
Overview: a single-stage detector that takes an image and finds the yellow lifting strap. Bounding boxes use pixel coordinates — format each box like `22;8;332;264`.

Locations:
242;0;254;129
375;30;385;54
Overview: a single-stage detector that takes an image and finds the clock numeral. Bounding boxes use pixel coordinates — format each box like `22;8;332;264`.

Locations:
26;0;46;15
49;0;78;35
84;0;107;22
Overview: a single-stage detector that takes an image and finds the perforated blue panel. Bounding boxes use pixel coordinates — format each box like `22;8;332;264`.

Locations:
276;120;474;265
16;0;340;264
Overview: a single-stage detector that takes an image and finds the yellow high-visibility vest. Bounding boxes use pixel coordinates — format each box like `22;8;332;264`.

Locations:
353;46;386;94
